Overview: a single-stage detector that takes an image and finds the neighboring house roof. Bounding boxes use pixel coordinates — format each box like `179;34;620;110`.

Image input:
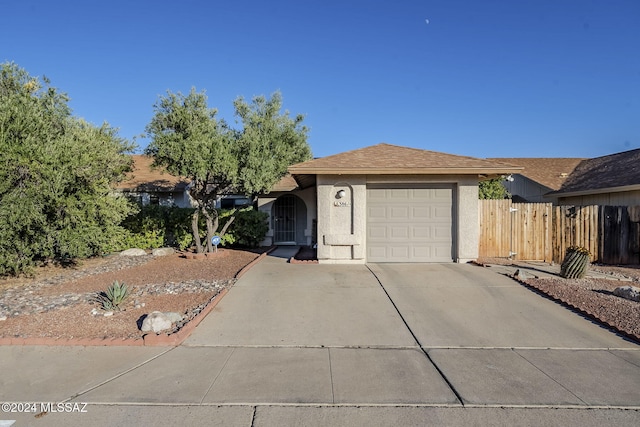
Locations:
547;148;640;197
488;157;585;191
288;143;521;188
116;155;190;192
269;173;300;192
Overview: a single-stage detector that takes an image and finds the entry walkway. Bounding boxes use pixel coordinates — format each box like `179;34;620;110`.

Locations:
3;248;640;426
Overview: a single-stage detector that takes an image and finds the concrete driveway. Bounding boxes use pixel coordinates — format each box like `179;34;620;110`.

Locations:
4;247;640;426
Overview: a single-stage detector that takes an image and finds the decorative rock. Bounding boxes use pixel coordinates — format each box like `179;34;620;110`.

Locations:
152;247;175;256
0;315;6;321
120;248;147;257
141;311;173;333
613;286;640;302
513;269;528;280
103;311;114;317
163;312;183;323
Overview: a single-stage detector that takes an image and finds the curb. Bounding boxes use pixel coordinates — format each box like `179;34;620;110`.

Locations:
1;248;275;347
236;246;277;279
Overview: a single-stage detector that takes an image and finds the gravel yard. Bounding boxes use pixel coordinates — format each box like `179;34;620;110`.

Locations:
0;249;263;340
520;265;640;342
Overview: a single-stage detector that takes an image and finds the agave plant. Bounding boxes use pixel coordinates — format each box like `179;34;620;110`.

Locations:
96;280;131;311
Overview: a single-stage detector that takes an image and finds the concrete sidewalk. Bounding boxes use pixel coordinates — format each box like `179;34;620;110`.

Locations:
3;248;640;426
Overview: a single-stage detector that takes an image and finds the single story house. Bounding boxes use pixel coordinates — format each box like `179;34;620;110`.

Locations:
116;155;251;209
545;148;640;206
487;157;584;203
258;143;520;264
116;155;193;207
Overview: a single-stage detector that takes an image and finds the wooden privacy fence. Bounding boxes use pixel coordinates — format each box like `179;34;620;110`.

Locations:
479;201;640;264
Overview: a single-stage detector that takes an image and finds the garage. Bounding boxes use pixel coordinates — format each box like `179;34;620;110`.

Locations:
285;143;520;264
366;185;454;262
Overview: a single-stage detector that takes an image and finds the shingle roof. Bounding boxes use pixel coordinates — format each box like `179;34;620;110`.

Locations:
488;157;585;191
116;155;190;192
269;174;300;192
549;148;640;196
289;143;521;175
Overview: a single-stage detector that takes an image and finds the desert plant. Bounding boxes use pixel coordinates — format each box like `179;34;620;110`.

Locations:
96;280;131;311
560;246;590;279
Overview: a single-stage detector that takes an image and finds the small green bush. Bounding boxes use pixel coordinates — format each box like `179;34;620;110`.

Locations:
227;208;269;248
115;204;268;252
96;280;131;311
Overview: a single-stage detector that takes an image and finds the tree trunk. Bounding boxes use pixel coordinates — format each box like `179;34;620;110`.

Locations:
202;207;216;253
191;209;203;253
220;214;236;237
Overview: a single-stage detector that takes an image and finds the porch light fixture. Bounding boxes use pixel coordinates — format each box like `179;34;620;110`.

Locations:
336;189;346;199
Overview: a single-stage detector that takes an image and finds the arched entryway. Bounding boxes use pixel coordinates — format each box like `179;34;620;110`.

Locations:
272;194;307;245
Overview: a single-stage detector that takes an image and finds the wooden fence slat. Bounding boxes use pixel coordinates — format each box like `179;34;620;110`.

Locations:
480;201;640;264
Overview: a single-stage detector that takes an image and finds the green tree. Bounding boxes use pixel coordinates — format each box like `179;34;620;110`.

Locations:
145;88;237;253
145;89;312;253
0;62;135;275
233;91;312;198
479;177;511;199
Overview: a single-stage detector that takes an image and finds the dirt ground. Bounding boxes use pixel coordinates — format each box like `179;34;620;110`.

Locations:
0;249;263;340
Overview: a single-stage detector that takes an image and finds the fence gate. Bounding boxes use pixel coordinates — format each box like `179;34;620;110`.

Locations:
479;200;552;262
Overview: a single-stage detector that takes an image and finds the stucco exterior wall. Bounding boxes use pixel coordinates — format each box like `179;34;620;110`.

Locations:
316;174;480;264
316;175;367;263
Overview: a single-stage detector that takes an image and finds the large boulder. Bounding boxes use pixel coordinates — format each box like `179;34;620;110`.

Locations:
152;247;175;257
120;248;147;257
140;311;183;334
613;286;640;302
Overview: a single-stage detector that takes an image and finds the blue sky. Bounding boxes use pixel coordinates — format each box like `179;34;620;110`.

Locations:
2;0;639;159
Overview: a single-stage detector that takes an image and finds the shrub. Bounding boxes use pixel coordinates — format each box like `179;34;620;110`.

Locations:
118;205;194;251
116;205;268;252
226;208;269;248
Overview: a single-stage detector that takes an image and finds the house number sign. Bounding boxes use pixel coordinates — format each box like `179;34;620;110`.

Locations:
334;201;351;207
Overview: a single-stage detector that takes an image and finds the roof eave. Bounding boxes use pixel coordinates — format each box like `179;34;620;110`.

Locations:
547;184;640;198
287;167;522;175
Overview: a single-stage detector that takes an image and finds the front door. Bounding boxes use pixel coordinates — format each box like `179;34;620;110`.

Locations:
273;195;296;244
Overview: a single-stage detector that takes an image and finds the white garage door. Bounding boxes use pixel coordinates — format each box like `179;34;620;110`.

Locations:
367;185;454;262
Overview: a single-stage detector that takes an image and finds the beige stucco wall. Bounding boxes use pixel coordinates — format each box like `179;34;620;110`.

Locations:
316;175;367;263
316;174;480;264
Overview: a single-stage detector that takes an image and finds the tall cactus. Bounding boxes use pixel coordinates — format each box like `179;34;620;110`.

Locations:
560;246;590;279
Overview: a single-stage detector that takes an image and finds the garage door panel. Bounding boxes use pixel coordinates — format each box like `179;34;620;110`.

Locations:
368;225;387;239
390;207;409;218
368;206;387;220
367;185;453;263
390;246;410;259
433;226;451;239
412;226;430;238
390;227;409;239
369;246;387;259
412;207;430;219
389;189;410;199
